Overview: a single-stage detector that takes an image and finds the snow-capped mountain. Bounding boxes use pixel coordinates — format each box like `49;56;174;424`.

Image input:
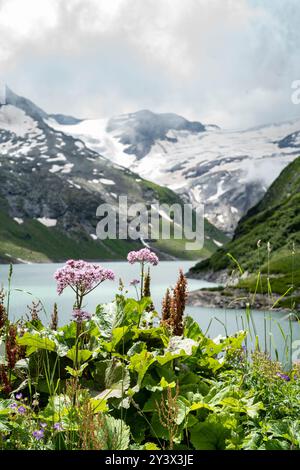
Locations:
0;88;225;262
49;110;300;235
0;90;169;254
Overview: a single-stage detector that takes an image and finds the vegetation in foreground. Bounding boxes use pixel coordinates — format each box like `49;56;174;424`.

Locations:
1;248;300;451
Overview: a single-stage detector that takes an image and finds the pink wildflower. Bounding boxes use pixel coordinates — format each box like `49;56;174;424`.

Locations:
54;260;115;296
72;309;92;323
127;248;159;266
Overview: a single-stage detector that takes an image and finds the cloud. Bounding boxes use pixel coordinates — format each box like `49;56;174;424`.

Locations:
0;0;299;128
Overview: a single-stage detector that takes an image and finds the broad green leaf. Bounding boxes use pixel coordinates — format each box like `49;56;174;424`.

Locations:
89;398;108;413
66;346;92;364
176;397;190;425
94;301;124;339
123;297;153;325
190;402;216;412
184;316;203;341
97;415;130;450
41;394;72;420
94;359;130;399
156;351;187;366
129;350;156;387
260;439;291;450
127;341;147;356
17;332;56;354
190;418;231;450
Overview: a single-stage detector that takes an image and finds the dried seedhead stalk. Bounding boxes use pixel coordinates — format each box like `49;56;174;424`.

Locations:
6;324;18;370
50;303;59;330
143;268;155;312
0;289;8;331
78;401;107;450
160;270;187;336
16;321;27;359
0;365;11;394
156;384;179;450
161;288;172;327
27;300;42;322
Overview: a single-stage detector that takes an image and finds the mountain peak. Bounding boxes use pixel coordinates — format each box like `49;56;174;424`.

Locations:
106;109;206;158
3;86;48;121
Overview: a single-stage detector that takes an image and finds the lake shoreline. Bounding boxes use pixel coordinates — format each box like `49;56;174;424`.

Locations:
187;287;293;313
0;257;199;266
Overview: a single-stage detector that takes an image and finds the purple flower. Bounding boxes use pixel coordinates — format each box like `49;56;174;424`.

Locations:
276;372;290;382
15;393;23;400
130;279;140;286
54;422;63;431
54;260;115;296
40;422;47;428
127;248;159;266
17;405;26;415
32;429;44;441
72;308;92;323
9;403;17;410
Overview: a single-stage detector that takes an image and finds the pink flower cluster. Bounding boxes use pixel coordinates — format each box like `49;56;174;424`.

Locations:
127;248;159;266
72;308;92;323
54;260;115;295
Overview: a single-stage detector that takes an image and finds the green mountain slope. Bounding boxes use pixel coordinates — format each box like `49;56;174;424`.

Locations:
0;183;227;263
188;156;300;298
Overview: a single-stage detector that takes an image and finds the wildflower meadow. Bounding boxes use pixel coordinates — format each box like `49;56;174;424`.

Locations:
0;248;300;451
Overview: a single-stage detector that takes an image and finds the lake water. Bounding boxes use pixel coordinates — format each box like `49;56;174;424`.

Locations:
0;261;299;363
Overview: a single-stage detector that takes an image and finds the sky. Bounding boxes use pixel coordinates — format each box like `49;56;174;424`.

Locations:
0;0;300;129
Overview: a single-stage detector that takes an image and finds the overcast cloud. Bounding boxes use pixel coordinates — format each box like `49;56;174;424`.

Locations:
0;0;299;128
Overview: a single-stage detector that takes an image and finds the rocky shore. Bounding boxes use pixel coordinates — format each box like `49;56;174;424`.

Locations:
186;287;283;310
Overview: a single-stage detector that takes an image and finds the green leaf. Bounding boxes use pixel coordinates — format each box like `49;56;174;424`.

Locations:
156;351;186;366
261;439;291;450
190;418;231;450
94;301;124;339
93;359;130;399
89;398;108;413
160;377;176;389
184;316;202;341
123;297;153;325
190;402;216;412
41;394;72;421
17;332;56;355
143;391;162;412
97;415;130;450
60;322;77;340
127;341;147;356
66;347;92;364
129;350;156;387
176;397;190;425
65;362;89;378
144;442;160;450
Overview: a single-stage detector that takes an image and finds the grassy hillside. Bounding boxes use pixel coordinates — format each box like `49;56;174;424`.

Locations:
0;206;143;263
0;185;227;263
189;156;300;299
